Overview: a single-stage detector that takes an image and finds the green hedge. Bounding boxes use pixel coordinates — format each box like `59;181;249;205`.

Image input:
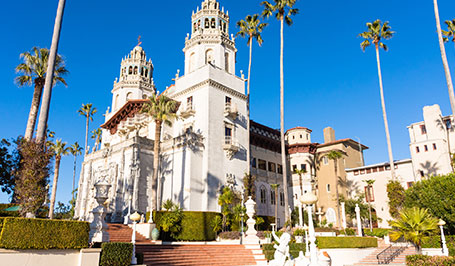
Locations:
364;228;391;238
147;211;221;241
100;242;133;266
406;255;455;266
262;243;306;260
0;217;89;249
422;235;455;256
0;217;4;233
316;236;378;249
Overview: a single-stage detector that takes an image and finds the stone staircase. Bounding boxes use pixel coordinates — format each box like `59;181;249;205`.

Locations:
107;223;266;265
348;242;416;266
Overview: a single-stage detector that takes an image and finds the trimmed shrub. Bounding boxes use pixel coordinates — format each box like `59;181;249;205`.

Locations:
364;228;391;238
262;243;306;261
340;228;356;236
0;217;4;233
422;235;455;256
316;236;378;249
147;211;221;241
218;231;240;240
100;242;133;266
406;255;455;266
0;217;89;249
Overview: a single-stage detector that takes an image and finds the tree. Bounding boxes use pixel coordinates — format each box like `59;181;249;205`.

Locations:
359;20;396;180
243;172;256;200
91;128;102;152
294;168;307;195
141;93;179;213
160;199;184;240
15;47;68;140
48;139;69;219
35;0;67;143
339;195;371;224
442;19;455;45
218;187;234;231
0;138;20;197
389;207;438;254
78;103;97;153
68;142;83;206
387;180;405;219
404;173;455;234
363;179;375;230
327;150;344;228
261;0;298;223
433;1;455;117
307;152;321;190
232;203;246;231
14;140;53;217
270;183;280;226
236;14;267;178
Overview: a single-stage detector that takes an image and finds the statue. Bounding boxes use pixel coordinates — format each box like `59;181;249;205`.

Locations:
269;231;293;266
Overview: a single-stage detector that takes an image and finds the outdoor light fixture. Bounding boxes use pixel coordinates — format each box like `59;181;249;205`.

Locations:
130;212;141;265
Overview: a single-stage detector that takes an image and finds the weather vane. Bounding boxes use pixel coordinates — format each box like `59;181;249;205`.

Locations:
137;35;142;46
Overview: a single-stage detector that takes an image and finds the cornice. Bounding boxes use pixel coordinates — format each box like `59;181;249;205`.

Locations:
169;79;247;100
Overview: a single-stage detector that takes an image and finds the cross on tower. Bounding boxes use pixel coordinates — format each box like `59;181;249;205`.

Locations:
137;35;142;46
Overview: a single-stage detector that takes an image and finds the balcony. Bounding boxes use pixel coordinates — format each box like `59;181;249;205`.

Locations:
224;103;238;120
180;104;196;119
223;136;239;159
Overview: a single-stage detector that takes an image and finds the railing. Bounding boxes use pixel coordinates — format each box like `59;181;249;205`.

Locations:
376;245;406;264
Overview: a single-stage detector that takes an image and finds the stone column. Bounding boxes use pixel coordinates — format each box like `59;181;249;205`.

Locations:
355;203;362;237
89;179;112;243
341;202;347;230
244;196;259;243
298;202;304;227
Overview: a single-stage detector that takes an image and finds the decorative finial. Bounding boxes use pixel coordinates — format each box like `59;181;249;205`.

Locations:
137;35;142;46
240;70;245;80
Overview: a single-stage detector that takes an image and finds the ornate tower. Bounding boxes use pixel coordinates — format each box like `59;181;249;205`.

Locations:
183;0;236;74
111;45;156;112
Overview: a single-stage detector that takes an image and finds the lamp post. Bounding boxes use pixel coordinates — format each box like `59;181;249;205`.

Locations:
298;201;304;227
438;219;449;256
124;193;131;225
303;224;309;257
130;211;141;265
300;191;318;266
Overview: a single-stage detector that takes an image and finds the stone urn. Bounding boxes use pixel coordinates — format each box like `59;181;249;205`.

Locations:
151;228;160;241
244;196;259;243
89;179;111;243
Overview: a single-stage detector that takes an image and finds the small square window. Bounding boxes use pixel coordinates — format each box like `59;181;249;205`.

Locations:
277;164;283;174
407;182;414;188
292;165;297;171
301;164;307;172
225;96;231;103
366;168;371;174
416;146;420;153
258;159;266;170
424;145;428;152
251;158;257;168
326;184;331;193
268;162;276;172
354;170;359;176
433;143;437;150
420;125;427;135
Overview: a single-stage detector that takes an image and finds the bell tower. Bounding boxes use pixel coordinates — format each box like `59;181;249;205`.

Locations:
111;43;156;112
183;0;236;75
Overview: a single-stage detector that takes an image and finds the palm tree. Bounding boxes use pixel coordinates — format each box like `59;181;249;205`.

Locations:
68;142;83;206
294;168;307;195
35;0;67;143
236;14;267;177
91;128;102;151
433;1;455;117
307;152;321;189
218;187;234;231
261;0;298;223
389;207;438;254
141;93;179;214
363;179;375;230
15;47;68;140
359;20;396;180
48;139;69;219
442;19;455;45
78;103;97;153
270;183;280;227
326;150;344;228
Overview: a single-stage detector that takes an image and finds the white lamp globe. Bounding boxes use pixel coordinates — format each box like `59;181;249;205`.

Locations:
300;191;317;205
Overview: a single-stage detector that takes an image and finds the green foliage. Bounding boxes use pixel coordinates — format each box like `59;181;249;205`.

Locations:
148;211;221;241
389;207;438;252
211;215;222;234
0;217;89;249
406;255;455;266
54;201;74;220
0;138;20;195
218;231;240;240
293;228;305;236
0;217;4;233
358;20;394;51
100;242;133;266
316;236;378;249
262;243;306;261
387;180;405;219
218;187;234;231
243;173;256;199
159;199;183;239
341;228;356;236
422;235;455;256
0;204;20;217
339;195;371;222
404;173;455;234
364;228;391;238
257;216;275;231
14;139;53;217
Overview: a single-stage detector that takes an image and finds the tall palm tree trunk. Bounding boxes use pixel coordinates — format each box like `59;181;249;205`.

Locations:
275;186;278;226
152;120;162;214
35;0;66;142
279;17;290;223
334;160;341;228
246;37;253;178
375;45;396;180
24;81;44;140
72;155;76;203
49;157;61;219
434;0;455;117
84;116;89;153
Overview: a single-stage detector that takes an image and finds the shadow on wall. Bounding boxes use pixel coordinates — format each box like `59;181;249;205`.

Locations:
419;161;440;177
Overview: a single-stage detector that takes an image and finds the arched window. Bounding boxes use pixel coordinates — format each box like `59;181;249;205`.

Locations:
205;49;214;65
211;18;216;28
225;53;229;73
197;20;201;29
270;190;276;205
280;190;285;206
114;94;119;110
126;92;133;101
140;67;143;76
223;22;227;33
260;186;267;204
204;18;209;28
128;66;133;75
189;52;196;72
134;66;138;75
145;68;149;77
193;22;197;32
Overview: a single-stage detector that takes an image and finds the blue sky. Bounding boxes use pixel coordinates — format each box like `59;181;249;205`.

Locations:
1;0;455;204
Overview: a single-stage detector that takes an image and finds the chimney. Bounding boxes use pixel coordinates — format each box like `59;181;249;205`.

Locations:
323;127;336;143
